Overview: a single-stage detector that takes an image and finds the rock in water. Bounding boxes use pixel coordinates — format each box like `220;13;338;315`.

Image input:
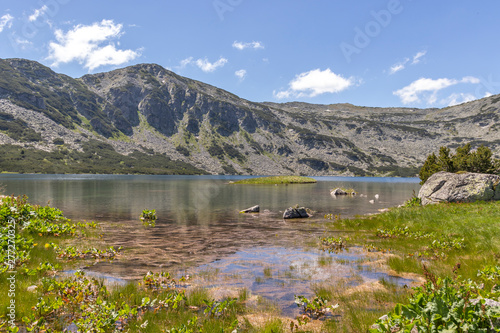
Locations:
240;205;260;213
418;171;500;205
331;188;348;196
283;207;310;219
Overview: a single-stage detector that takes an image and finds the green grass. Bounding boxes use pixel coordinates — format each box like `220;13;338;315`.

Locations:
261;318;284;333
328;201;500;280
315;277;411;332
186;287;210;307
315;200;500;332
231;175;317;185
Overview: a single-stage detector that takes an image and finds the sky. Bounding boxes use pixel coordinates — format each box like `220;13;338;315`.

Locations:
1;0;500;108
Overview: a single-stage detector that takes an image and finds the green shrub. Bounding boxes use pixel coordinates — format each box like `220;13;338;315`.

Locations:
419;143;500;184
52;138;65;145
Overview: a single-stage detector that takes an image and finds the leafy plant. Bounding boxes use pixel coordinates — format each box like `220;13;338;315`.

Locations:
324;213;342;220
294;295;338;319
140;209;157;226
54;245;122;260
370;266;500;332
477;265;500;281
402;191;422;207
320;236;349;253
23;271;138;332
142;271;177;290
203;298;237;317
166;317;199;333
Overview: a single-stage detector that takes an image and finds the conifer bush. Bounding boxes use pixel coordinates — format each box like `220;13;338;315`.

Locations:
419;143;500;184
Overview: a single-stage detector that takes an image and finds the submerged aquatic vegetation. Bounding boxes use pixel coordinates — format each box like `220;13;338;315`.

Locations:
54;245;122;260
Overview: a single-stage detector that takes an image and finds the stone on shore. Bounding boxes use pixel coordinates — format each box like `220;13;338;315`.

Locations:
283;207;310;219
418;171;500;205
240;205;260;213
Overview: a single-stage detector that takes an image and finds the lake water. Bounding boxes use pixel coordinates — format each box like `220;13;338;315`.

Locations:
0;174;420;316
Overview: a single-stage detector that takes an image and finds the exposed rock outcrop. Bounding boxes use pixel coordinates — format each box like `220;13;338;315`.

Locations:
418;171;500;205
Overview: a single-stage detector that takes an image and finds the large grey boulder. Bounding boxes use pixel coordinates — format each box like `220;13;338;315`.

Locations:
418;171;500;205
283;207;310;219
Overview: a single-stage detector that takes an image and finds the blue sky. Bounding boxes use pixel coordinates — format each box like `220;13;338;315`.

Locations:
1;0;499;108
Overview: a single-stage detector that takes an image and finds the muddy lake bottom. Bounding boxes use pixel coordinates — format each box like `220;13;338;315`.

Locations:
89;213;414;318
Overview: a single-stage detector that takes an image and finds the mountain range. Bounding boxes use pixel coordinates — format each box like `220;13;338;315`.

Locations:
1;58;499;176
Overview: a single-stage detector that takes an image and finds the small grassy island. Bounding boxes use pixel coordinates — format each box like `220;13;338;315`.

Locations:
231;175;317;185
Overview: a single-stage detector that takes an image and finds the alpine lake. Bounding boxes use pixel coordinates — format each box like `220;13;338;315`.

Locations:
0;174;420;317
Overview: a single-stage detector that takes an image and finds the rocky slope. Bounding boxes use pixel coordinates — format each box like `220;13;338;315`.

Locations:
1;58;499;176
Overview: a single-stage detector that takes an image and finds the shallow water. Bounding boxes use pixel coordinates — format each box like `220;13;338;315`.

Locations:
1;174;420;316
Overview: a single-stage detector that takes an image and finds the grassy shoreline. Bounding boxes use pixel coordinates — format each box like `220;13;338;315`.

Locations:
320;200;500;331
2;195;500;332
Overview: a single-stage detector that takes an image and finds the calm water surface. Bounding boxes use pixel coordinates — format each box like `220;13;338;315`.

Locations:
0;174;420;316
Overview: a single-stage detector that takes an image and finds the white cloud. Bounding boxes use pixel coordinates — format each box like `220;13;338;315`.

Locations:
389;58;409;75
0;14;14;33
28;5;48;22
177;56;227;73
14;37;33;50
232;41;264;50
179;57;193;69
394;76;481;104
442;93;476;106
235;69;247;80
195;57;227;73
273;90;291;99
461;76;480;84
388;50;427;75
47;19;140;71
85;45;141;72
274;68;354;99
412;50;427;64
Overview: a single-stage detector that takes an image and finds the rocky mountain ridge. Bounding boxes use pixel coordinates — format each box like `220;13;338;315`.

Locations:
1;58;499;176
